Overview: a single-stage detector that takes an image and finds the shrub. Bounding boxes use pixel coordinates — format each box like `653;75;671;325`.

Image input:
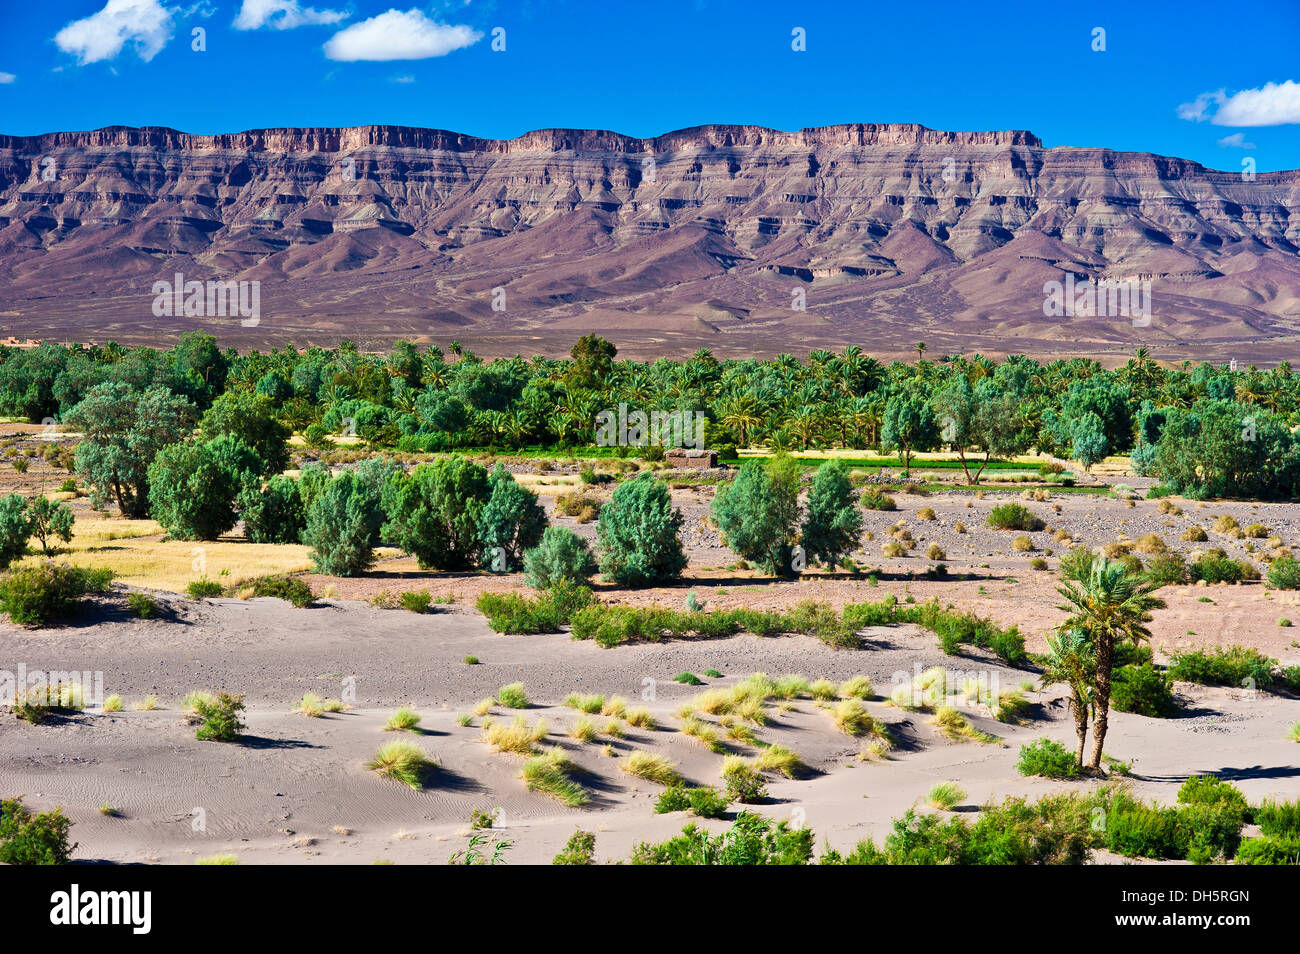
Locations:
0;798;75;865
496;682;529;708
477;464;547;571
839;675;874;699
1016;738;1079;779
0;493;33;569
631;811;813;865
476;580;592;634
1143;551;1188;585
861;488;896;511
303;470;384;576
148;436;261;541
367;740;437;789
1182;525;1208;542
291;692;343;718
246;574;314;608
800;460;863;568
1235;834;1300;864
126;592;156;618
391;590;430;613
721;757;768;803
1169;646;1277;688
382;458;491;570
753;744;805;777
711;457;799;575
523;526;596;589
26;496;74;556
240;474;305;544
1190;551;1258;584
193;691;246;742
987;503;1042;531
385;707;422;732
654;785;730;819
0;562;113;626
1110;663;1176;717
187;579;223;599
597;474;687;586
552;829;597;865
1267;555;1300;590
1178;775;1249;816
1255;798;1300;838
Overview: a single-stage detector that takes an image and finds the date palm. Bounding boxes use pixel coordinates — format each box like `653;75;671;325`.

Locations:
1057;557;1166;772
1040;628;1097;767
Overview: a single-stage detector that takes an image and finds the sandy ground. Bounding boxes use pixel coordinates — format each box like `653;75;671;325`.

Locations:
2;591;1297;865
2;425;1299;864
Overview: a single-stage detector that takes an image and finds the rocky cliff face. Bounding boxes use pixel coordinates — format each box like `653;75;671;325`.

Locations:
1;123;1298;361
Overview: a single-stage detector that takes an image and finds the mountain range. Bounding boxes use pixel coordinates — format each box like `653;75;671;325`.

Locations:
1;122;1298;363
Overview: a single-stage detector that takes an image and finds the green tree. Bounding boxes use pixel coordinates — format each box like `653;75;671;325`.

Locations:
1039;628;1097;767
1057;558;1166;772
1070;411;1109;473
241;474;305;544
880;389;938;471
147;436;263;541
712;455;800;575
303;470;384;576
382;457;490;570
1152;400;1300;498
65;382;195;517
199;391;290;476
596;473;686;586
477;464;547;570
799;459;862;568
26;496;74;556
931;377;1028;484
0;494;32;569
523;526;597;589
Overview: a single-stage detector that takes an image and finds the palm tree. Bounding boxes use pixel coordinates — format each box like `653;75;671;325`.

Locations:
1039;628;1097;767
721;395;763;449
1057;557;1166;772
915;342;927;363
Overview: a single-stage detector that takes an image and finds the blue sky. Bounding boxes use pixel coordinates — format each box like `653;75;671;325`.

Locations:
1;0;1298;171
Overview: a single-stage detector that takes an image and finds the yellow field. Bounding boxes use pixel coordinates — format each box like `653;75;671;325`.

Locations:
18;515;317;593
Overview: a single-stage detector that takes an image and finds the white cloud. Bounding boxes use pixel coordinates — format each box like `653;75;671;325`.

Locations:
54;0;175;64
324;9;482;61
234;0;348;30
391;74;415;83
1178;80;1300;126
0;73;15;84
1216;132;1256;149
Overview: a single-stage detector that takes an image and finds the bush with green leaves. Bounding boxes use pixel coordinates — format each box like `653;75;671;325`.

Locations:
552;829;596;865
0;493;32;569
1267;555;1300;590
1151;399;1300;499
1235;834;1300;864
198;390;290;477
0;563;113;626
711;455;799;575
246;574;314;608
986;503;1042;531
65;382;196;517
631;811;814;865
193;691;246;742
800;459;863;568
147;435;263;541
596;473;686;586
126;592;157;618
1190;551;1258;584
654;786;730;819
1016;738;1079;779
1110;663;1176;717
722;759;768;803
477;464;547;570
187;578;224;599
302;470;385;576
1141;551;1188;585
382;457;490;570
476;580;593;634
1177;775;1249;817
522;526;597;589
0;798;75;865
240;474;305;544
1169;645;1277;688
25;496;74;556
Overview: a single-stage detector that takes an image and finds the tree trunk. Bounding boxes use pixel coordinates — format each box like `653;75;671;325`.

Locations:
1072;691;1089;766
1088;636;1115;771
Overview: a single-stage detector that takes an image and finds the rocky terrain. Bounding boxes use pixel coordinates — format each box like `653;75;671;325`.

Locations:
2;122;1299;362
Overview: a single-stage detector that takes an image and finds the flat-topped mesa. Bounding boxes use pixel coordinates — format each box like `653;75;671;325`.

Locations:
0;122;1042;155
